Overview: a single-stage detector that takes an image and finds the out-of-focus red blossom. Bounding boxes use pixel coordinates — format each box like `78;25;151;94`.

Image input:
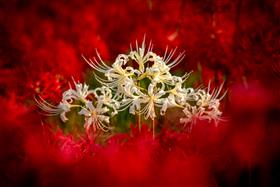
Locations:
231;123;266;164
26;72;67;102
158;154;214;187
24;129;92;166
228;82;279;165
230;81;272;110
0;94;30;127
200;66;226;86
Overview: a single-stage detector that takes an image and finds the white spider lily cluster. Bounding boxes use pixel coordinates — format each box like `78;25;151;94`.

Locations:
36;39;225;133
36;82;118;132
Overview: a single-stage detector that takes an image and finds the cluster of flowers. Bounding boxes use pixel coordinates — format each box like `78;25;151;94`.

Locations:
36;39;225;133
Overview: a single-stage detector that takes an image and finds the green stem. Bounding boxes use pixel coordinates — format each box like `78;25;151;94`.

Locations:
152;119;155;139
138;113;141;132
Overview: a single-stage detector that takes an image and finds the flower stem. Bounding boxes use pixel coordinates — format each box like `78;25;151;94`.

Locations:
152;119;155;139
137;81;141;132
138;113;141;132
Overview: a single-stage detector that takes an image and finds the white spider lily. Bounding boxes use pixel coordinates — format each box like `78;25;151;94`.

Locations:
118;86;144;113
180;102;221;127
160;94;179;115
196;82;226;107
35;96;71;122
114;77;136;99
145;61;173;84
93;54;137;99
35;82;94;122
160;76;193;115
129;38;155;72
82;50;111;74
180;106;201;126
57;101;71;122
139;84;166;119
78;101;111;132
105;55;134;81
180;84;226;126
63;82;94;103
166;77;188;103
128;98;141;115
162;46;185;69
93;86;119;115
37;38;226;136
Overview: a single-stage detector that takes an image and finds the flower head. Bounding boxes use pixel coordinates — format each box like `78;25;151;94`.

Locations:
139;83;166;119
37;38;226;136
63;82;93;103
78;101;111;132
180;83;226;127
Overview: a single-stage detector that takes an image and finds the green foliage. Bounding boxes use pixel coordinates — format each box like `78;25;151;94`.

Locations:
111;108;135;133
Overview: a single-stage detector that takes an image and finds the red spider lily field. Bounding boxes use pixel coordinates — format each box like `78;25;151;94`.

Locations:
0;0;280;187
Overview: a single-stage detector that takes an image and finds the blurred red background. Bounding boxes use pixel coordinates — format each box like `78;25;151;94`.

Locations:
0;0;280;186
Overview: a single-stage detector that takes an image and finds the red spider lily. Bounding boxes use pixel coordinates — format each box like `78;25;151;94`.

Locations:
27;72;67;102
